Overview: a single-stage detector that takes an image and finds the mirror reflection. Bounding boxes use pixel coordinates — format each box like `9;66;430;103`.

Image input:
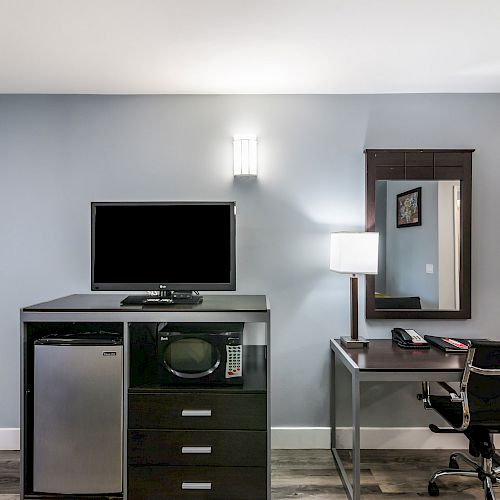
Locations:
375;180;461;311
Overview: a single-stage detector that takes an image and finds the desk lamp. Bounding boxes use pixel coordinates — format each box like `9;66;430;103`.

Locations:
330;232;379;348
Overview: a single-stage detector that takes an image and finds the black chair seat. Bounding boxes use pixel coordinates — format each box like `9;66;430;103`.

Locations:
430;395;500;432
429;395;464;429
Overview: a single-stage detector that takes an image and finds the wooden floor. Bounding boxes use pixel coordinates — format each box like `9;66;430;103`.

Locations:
272;450;488;499
0;451;19;500
0;449;491;499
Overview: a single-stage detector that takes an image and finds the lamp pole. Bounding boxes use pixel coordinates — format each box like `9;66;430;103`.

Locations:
341;273;368;348
350;274;358;341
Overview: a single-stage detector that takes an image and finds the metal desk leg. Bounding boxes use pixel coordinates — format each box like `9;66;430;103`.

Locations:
331;354;361;500
330;350;336;450
351;371;361;500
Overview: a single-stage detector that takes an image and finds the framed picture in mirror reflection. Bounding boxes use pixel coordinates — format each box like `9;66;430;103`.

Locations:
397;187;421;228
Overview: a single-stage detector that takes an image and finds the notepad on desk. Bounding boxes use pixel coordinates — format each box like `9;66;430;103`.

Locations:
424;335;469;353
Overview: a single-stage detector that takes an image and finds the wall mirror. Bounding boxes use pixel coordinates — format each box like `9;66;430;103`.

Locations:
365;149;473;319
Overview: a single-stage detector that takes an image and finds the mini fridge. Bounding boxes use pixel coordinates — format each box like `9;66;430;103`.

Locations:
33;333;123;494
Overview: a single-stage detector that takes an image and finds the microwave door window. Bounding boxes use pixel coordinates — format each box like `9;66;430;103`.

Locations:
164;338;220;378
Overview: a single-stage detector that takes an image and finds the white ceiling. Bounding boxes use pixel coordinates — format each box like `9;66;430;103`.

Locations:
1;0;500;94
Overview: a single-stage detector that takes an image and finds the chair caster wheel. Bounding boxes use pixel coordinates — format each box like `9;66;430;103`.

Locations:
428;482;440;496
449;457;459;469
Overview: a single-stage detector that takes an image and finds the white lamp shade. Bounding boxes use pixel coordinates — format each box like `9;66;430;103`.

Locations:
330;232;379;275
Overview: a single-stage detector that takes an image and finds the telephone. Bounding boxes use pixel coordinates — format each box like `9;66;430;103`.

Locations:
392;328;430;349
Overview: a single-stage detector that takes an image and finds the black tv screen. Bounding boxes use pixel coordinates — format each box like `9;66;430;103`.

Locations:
91;202;236;291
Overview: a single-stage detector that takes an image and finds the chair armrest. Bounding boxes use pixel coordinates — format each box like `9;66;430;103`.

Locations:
417;381;463;409
429;424;461;434
437;382;463;402
438;381;458;396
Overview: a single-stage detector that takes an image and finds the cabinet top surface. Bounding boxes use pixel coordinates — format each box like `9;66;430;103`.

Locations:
23;294;269;313
364;148;475;153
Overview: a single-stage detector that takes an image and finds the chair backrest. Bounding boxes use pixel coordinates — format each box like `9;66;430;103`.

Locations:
374;296;421;309
461;340;500;429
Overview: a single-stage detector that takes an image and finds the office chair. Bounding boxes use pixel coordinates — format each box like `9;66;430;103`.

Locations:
418;340;500;499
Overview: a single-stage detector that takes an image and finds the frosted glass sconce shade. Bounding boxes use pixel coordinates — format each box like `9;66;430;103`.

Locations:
233;135;258;176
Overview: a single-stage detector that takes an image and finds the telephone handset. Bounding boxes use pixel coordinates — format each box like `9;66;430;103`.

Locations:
392;328;430;349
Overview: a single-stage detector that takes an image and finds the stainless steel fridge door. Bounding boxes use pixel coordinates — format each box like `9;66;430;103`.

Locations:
33;344;123;494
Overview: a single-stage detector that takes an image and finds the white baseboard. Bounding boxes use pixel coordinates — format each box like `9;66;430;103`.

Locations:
0;428;20;450
271;427;480;450
0;426;491;452
272;427;331;449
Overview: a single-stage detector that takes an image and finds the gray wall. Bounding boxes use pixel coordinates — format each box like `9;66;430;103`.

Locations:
385;181;439;308
2;94;500;429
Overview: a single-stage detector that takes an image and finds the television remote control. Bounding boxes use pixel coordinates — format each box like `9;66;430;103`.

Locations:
225;345;242;378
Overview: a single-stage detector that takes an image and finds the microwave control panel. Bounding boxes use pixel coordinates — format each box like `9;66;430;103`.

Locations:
226;345;242;378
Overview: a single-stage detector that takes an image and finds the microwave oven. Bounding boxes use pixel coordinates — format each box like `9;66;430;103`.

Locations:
156;323;244;385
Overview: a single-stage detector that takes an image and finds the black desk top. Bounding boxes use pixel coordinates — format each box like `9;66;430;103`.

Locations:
23;294;269;313
331;339;465;372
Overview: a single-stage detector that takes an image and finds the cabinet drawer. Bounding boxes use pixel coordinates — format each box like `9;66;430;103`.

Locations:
128;430;266;466
128;465;266;500
128;393;266;430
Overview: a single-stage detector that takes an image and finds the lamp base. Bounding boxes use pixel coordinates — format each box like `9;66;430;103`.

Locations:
340;336;369;349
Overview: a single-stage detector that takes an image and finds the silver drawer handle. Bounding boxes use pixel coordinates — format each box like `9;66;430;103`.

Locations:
181;409;212;417
182;446;212;454
182;482;212;490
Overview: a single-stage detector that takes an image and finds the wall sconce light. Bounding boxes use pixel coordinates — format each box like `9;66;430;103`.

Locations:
233;135;258;177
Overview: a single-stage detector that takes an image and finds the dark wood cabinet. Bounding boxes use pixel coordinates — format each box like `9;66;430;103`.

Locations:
21;296;270;500
128;466;267;500
128;430;267;466
128;392;266;430
127;345;268;499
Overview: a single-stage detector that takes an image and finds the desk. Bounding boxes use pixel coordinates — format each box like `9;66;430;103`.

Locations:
330;339;465;500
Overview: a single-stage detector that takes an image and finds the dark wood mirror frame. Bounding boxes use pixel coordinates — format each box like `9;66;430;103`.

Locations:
365;149;473;319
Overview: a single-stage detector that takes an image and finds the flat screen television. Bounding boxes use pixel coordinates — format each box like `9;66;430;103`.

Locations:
91;202;236;303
